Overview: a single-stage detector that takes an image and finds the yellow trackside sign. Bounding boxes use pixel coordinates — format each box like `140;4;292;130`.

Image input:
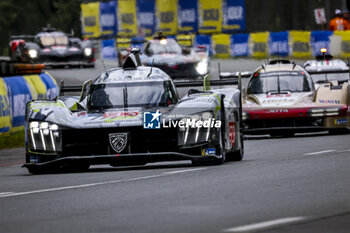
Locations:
23;75;47;100
212;34;230;58
250;32;269;58
156;0;178;35
198;0;222;34
0;79;11;134
290;31;311;58
81;2;101;38
334;31;350;57
118;0;137;36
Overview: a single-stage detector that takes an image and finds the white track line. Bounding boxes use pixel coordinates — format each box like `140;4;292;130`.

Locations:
0;192;15;196
304;150;335;156
223;217;306;232
163;168;206;174
0;168;206;198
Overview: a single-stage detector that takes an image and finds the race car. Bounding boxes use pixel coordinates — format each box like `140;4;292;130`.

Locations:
242;59;350;136
23;51;243;174
9;26;95;68
303;50;349;89
117;34;209;79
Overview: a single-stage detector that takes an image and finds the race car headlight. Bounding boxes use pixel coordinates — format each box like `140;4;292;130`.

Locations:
28;121;62;153
84;48;92;57
195;59;208;75
28;49;38;58
308;108;340;117
177;111;220;146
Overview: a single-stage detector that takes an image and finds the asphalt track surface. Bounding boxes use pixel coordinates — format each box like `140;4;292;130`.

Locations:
0;59;349;233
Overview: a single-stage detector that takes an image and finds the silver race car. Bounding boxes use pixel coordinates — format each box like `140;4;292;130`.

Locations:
23;51;243;174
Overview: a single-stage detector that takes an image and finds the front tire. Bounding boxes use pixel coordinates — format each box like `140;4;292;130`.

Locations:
226;133;244;161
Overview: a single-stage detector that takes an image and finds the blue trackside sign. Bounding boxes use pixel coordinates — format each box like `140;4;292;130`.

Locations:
143;110;161;129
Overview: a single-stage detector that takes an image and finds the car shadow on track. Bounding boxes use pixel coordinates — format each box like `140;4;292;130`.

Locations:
88;161;194;173
244;131;342;140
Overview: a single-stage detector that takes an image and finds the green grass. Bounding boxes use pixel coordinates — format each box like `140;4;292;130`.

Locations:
0;131;25;150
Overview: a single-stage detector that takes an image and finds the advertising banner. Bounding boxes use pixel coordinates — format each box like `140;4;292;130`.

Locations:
39;73;58;100
289;31;311;58
311;31;333;57
137;0;156;36
178;0;198;33
194;35;212;55
101;39;117;60
156;0;178;35
198;0;222;34
23;75;48;100
333;31;350;57
81;2;101;38
118;0;138;36
231;33;249;57
100;0;117;37
250;32;269;58
269;31;289;57
222;0;246;32
0;79;11;134
212;34;230;58
3;76;32;128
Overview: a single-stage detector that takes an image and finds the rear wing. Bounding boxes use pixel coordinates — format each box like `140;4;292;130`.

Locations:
306;69;350;75
174;78;238;88
219;71;252;79
10;35;35;41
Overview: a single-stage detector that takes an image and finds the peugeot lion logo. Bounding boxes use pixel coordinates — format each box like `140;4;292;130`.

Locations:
109;133;128;153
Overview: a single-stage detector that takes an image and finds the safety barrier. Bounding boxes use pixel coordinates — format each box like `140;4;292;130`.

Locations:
0;72;58;149
101;31;350;60
81;0;246;38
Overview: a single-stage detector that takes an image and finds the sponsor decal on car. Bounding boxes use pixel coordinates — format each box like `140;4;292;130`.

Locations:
319;99;341;104
229;122;235;146
265;109;289;113
201;148;216;156
109;133;128;153
335;119;348;125
262;99;294;103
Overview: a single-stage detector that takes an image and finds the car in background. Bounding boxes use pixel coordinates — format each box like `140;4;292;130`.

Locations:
23;51;243;174
243;59;350;136
117;34;209;79
303;51;349;89
9;26;95;68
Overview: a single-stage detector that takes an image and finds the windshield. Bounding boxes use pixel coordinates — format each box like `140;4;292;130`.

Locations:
144;39;182;55
248;72;314;94
310;72;350;83
87;81;178;110
39;33;68;47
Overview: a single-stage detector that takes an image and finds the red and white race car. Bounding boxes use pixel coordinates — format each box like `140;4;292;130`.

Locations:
242;60;350;136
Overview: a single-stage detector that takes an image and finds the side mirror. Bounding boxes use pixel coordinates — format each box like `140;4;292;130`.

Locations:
79;79;92;102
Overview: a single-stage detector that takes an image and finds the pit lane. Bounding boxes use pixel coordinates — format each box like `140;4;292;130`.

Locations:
0;59;349;233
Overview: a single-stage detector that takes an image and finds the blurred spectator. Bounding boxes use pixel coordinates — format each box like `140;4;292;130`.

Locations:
342;9;350;22
329;9;349;31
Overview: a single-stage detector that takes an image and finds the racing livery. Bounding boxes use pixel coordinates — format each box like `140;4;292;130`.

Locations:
243;60;350;136
9;27;95;68
118;35;209;79
23;52;243;174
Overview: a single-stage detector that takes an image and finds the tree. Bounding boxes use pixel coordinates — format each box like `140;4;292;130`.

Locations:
0;0;81;55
